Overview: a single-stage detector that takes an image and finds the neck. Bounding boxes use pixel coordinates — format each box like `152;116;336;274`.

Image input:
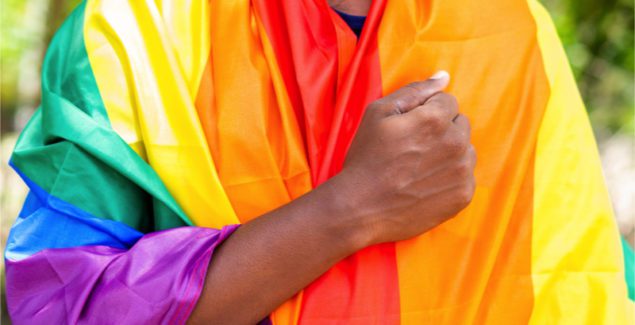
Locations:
328;0;372;16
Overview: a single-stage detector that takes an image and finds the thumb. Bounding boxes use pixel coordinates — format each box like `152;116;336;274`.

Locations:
378;70;450;116
427;70;451;91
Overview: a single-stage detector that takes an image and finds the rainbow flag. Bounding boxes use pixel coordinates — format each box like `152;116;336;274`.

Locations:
6;0;633;323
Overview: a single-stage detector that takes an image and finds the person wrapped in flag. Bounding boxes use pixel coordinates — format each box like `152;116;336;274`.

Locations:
5;0;634;324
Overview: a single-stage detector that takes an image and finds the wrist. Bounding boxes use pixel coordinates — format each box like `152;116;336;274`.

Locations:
316;169;378;252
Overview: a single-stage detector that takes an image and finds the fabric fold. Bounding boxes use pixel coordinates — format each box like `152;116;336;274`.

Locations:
6;225;238;324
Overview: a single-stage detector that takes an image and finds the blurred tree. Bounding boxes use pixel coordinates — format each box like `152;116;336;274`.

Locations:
0;0;81;133
543;0;634;135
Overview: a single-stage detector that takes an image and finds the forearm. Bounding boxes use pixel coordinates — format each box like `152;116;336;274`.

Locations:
189;73;472;324
188;171;370;324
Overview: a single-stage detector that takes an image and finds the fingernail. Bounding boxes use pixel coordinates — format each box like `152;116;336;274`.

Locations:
430;70;450;81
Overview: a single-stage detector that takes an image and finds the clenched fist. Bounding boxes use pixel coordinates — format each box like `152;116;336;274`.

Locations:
188;72;476;324
336;71;476;245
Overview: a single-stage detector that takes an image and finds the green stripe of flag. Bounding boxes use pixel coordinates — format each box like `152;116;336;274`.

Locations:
11;1;191;231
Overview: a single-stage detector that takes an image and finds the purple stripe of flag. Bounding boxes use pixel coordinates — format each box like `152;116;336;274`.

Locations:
6;225;238;324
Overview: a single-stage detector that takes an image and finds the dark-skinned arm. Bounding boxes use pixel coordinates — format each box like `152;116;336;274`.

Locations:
189;71;476;324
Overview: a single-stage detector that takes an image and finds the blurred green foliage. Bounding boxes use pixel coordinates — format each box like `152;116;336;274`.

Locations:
543;0;634;134
0;0;633;135
0;0;82;131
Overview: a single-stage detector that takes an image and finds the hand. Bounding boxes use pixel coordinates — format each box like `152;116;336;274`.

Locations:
338;71;476;245
189;71;475;325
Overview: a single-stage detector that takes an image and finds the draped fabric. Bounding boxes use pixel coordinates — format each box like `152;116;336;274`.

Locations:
5;0;632;324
